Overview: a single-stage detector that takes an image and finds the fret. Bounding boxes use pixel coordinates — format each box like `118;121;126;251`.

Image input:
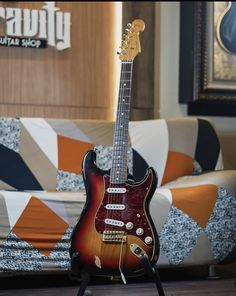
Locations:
110;61;133;184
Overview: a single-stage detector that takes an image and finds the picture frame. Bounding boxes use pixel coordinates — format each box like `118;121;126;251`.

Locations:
179;1;236;117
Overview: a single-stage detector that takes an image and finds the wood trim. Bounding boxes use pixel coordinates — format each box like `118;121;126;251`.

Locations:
0;2;118;120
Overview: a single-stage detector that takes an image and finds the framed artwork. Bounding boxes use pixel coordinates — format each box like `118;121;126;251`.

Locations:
179;1;236;116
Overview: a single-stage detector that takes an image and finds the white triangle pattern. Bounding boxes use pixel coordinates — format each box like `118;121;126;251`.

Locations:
129;119;169;187
3;191;32;229
20;118;58;168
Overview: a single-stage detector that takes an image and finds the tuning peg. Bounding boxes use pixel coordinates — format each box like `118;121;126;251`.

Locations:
127;23;132;28
125;28;130;33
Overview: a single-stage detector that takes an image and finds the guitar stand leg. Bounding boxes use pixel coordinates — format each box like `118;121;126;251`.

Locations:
139;253;165;296
77;272;92;296
70;252;93;296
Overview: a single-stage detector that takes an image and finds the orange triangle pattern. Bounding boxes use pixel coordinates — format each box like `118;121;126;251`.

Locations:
161;151;194;185
58;135;94;174
171;185;217;228
12;196;69;256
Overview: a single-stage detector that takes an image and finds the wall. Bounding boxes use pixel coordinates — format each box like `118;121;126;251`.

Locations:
156;2;236;169
122;2;156;121
0;2;120;120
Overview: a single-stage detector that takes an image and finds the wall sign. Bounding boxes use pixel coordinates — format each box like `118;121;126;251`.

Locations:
0;2;71;50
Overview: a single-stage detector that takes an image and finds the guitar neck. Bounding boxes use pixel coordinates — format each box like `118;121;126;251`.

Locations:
110;61;133;184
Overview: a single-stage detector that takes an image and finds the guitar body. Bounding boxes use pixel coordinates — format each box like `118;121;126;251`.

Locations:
216;2;236;54
70;150;159;277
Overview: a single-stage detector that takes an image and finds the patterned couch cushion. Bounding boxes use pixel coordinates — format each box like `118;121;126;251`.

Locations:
151;170;236;266
0;117;224;191
0;117;235;274
129;118;223;186
0;118;133;191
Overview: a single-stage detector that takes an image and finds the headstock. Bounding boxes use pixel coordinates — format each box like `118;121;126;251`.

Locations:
118;19;145;61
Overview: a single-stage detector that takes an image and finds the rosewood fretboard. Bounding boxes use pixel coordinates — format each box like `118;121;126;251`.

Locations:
110;61;133;184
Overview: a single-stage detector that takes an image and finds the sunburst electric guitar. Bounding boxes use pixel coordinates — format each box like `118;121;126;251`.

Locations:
70;19;159;281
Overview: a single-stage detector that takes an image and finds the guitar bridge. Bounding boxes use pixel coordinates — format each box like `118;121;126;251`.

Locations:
103;231;127;243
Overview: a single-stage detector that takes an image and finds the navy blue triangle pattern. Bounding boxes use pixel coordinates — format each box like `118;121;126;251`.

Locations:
195;119;221;171
0;144;43;190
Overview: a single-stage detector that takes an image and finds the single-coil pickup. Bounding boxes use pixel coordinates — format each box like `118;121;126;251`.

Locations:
105;204;125;210
105;218;124;227
107;187;126;194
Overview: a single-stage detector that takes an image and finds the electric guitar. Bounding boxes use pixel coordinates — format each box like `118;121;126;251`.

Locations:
70;19;159;280
216;1;236;54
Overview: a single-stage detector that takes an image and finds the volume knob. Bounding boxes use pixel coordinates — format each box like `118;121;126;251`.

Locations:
145;236;153;245
136;228;144;236
126;222;134;230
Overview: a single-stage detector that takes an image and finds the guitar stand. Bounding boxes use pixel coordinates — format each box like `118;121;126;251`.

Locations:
70;252;93;296
139;252;165;296
76;272;92;296
70;251;165;296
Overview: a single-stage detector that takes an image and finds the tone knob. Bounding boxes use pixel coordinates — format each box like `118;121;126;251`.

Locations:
126;222;134;230
145;236;153;245
136;228;144;236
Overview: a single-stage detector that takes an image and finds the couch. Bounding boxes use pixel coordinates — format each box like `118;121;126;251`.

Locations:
0;116;235;274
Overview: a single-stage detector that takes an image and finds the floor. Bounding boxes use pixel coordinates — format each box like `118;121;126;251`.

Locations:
0;263;235;296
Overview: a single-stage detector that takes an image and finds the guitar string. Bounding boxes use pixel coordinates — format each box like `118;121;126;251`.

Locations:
113;60;126;229
117;61;130;229
107;60;126;232
105;61;132;244
117;61;132;254
118;61;132;234
116;61;126;232
118;61;132;277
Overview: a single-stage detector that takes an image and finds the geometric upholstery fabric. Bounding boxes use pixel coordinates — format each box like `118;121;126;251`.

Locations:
153;171;236;266
161;151;194;185
0;144;43;191
0;117;224;191
20;123;57;191
159;205;203;265
195;119;221;171
171;185;217;228
58;135;94;174
205;186;236;262
12;196;68;256
0;117;20;153
1;171;235;272
0;190;85;272
0;117;235;274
